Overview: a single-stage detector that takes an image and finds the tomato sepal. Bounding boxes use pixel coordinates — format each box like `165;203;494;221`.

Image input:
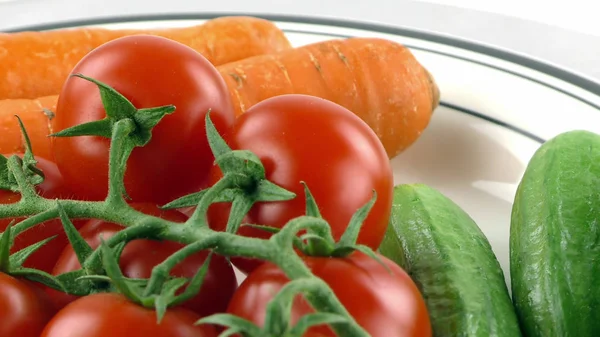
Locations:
99;238;147;304
161;188;237;210
140;241;215;310
196;314;263;337
0;118;46;193
9;267;64;291
167;252;213;307
0;223;66;291
298;185;383;260
15;115;45;186
204;109;232;157
51;118;114;138
154;277;190;323
299;182;335;256
57;202;93;265
10;236;57;268
0;221;13;269
334;190;377;249
50;74;176;148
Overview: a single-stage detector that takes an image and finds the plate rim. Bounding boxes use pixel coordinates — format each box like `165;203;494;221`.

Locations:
4;11;600;97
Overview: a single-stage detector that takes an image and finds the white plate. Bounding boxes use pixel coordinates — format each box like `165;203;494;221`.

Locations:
21;14;600;288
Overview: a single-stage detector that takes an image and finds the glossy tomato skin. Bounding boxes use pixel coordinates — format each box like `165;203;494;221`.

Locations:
207;94;393;273
227;252;432;337
0;272;57;337
41;293;217;337
52;35;235;204
0;154;82;273
48;203;238;317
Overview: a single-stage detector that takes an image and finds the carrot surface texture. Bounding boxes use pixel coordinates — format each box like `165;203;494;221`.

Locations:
0;16;292;100
220;37;440;158
0;96;57;159
0;37;438;160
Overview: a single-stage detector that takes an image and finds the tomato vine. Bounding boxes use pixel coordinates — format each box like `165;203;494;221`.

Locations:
0;75;376;337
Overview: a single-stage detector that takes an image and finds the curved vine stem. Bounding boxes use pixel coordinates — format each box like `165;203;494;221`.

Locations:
187;174;234;227
105;119;136;206
143;237;218;297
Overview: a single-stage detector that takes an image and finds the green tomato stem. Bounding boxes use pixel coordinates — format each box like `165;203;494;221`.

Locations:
7;156;38;201
83;214;169;274
143;237;217;297
269;245;368;337
225;194;255;234
187;174;234;226
272;216;333;250
11;205;59;236
263;278;323;334
105;119;136;206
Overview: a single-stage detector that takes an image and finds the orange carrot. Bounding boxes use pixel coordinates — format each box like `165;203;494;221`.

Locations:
0;96;56;159
219;37;439;158
0;16;292;100
0;38;438;160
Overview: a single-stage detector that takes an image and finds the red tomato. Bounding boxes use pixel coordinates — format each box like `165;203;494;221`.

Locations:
48;203;238;318
0;154;82;273
41;293;217;337
52;35;235;204
207;94;393;273
227;252;432;337
0;272;57;337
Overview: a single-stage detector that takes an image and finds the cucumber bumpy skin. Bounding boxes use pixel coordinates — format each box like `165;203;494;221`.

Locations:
379;184;521;337
511;130;600;337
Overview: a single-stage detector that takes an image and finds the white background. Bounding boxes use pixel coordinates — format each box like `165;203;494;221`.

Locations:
1;0;599;36
420;0;600;36
1;0;599;80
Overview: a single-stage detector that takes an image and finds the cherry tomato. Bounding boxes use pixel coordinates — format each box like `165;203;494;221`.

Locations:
48;203;238;318
207;94;393;273
0;272;57;337
0;154;82;273
41;292;217;337
227;251;432;337
52;35;235;204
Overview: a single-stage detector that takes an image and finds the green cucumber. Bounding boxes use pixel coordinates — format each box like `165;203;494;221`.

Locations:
511;130;600;337
379;184;521;337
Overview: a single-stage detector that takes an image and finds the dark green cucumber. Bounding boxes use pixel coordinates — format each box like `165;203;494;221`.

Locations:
511;130;600;337
379;184;521;337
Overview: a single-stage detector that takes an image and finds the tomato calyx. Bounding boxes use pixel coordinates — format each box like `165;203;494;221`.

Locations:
198;278;348;337
50;74;176;203
249;183;384;263
0;117;46;194
50;74;176;148
162;113;296;232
